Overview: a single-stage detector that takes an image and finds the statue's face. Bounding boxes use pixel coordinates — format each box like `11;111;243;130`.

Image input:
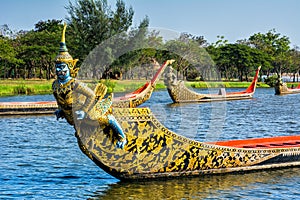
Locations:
56;62;70;80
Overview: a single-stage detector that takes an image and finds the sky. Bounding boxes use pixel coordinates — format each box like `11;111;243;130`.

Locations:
1;0;300;46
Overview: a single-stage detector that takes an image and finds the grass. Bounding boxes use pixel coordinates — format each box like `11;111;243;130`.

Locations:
0;78;271;97
113;80;159;92
0;79;53;96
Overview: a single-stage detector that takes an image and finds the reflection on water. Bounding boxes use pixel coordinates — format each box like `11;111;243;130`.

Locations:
92;168;300;200
2;89;300;199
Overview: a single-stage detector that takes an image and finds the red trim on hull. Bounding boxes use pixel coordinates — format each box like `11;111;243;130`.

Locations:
208;135;300;149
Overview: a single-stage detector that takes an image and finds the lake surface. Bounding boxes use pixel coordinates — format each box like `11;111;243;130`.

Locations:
1;88;300;199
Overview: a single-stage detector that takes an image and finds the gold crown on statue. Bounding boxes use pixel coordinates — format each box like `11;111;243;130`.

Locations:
55;22;79;77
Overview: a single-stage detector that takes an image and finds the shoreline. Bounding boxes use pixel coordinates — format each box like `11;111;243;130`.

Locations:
0;79;272;97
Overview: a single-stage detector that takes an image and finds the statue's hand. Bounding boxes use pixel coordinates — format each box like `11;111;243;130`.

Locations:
116;138;127;149
107;114;127;149
75;110;86;120
54;109;64;120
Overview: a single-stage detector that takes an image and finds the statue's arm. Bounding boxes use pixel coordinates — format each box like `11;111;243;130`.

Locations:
74;81;96;113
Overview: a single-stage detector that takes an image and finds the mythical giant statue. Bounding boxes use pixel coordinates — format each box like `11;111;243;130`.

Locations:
52;23;126;149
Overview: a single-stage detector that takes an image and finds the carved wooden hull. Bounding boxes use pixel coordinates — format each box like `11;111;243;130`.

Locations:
75;106;300;181
0;101;58;115
165;66;261;103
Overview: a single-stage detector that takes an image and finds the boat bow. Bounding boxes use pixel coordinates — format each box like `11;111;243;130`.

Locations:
275;77;300;95
112;59;175;108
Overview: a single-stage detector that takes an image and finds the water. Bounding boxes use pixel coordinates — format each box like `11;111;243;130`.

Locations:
1;88;300;199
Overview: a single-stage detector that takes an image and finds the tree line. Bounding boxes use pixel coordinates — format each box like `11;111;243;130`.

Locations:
1;0;299;84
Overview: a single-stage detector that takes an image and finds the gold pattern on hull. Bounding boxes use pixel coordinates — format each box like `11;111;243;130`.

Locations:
75;107;300;180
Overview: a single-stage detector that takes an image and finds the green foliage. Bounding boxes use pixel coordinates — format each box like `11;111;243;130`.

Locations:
0;38;23;66
13;84;34;95
211;43;265;81
264;75;279;87
0;20;63;79
34;19;63;32
248;29;291;75
66;0;135;63
0;80;53;96
164;34;216;81
102;79;116;94
0;38;16;61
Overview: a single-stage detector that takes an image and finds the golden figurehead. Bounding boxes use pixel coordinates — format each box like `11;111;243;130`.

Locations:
52;23;126;149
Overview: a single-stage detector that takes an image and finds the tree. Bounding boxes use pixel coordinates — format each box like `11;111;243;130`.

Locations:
289;46;300;82
0;37;23;78
66;0;135;64
164;34;215;81
14;20;63;79
34;19;63;32
103;17;169;80
213;44;267;81
248;29;291;76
